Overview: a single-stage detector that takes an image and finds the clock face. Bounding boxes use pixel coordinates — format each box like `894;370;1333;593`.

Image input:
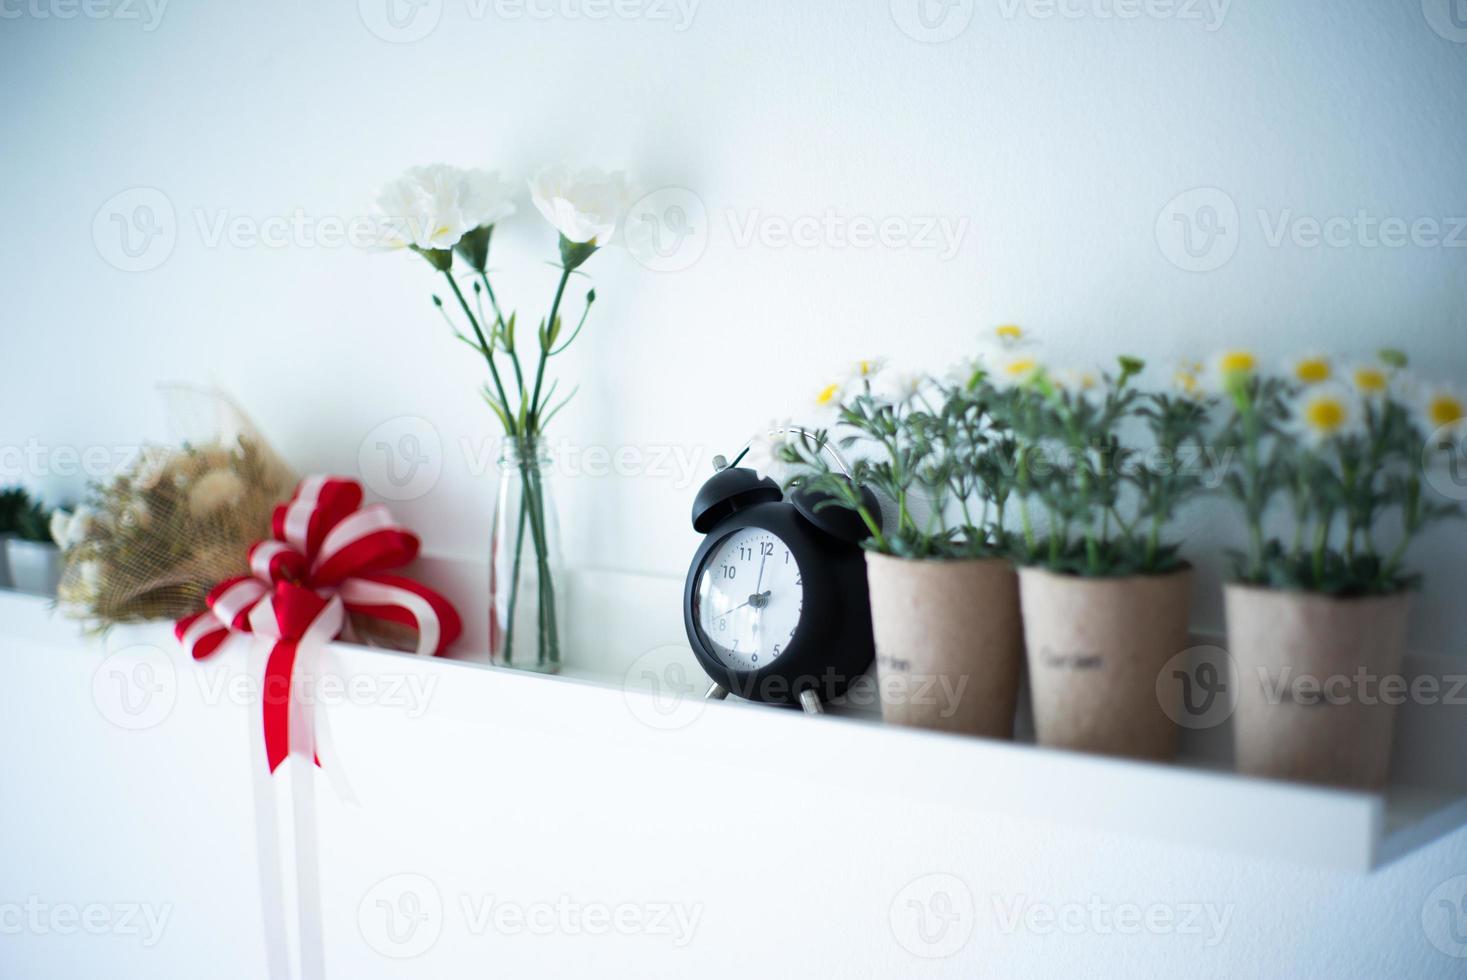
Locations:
695;526;804;672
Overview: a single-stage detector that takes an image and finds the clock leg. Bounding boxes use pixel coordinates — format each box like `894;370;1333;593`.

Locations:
798;689;824;715
704;683;729;701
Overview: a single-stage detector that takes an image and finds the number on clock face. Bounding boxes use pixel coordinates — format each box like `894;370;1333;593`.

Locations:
695;527;804;672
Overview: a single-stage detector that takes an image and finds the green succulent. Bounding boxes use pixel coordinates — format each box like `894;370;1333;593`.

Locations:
13;500;54;544
0;486;26;535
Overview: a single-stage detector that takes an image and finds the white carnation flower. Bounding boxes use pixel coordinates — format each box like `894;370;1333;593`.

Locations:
372;164;517;252
530;165;635;245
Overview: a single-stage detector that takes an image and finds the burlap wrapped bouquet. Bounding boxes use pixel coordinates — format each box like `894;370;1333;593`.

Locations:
53;386;296;629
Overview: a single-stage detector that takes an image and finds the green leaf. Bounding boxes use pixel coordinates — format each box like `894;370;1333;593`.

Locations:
1377;348;1409;370
539;386;580;431
481;389;512;433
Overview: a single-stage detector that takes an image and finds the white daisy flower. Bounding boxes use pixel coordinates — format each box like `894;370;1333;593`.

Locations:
1286;353;1333;387
991;352;1044;390
991;324;1031;348
874;370;927;404
1348;362;1395;401
1207;348;1261;394
1173;360;1207;402
742;421;797;478
1292;385;1364;446
813;380;846;411
1419;385;1467;438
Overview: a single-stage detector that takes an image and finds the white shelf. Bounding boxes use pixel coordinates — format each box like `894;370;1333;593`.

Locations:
4;559;1464;873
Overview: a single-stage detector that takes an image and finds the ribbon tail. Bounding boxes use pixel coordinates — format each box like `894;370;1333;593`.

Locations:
262;641;298;775
248;640;293;980
288;637;326;980
313;646;359;806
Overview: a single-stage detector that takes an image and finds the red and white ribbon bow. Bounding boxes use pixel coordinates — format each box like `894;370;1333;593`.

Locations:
175;475;462;771
173;476;461;980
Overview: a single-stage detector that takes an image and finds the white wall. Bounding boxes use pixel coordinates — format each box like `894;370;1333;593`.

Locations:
3;0;1466;650
2;2;1466;977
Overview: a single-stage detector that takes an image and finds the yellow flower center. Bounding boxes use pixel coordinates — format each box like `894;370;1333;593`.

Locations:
1220;351;1257;376
1294;358;1331;384
1305;397;1348;435
995;325;1023;343
1005;358;1038;378
856;360;876;377
816;383;841;406
1430;395;1465;429
1353;368;1389;394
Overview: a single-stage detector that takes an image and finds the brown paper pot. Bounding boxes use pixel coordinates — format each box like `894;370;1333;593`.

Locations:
865;553;1023;739
1225;584;1411;790
1019;566;1193;761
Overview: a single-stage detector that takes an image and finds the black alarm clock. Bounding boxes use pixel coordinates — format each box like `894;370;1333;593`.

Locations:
682;453;879;713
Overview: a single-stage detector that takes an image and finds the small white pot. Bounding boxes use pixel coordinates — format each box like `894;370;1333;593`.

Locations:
6;539;61;596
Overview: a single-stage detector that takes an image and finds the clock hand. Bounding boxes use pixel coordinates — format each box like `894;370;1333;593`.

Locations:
755;554;768;593
725;590;772;614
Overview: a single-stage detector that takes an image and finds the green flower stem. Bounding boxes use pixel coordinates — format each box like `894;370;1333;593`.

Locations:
523;459;559;665
1238;388;1266;581
1147;512;1163;569
1380;475;1424;586
445;272;517;437
478;271;507;328
502;481;530;665
479;271;527;401
527;265;574;431
1045;502;1061;565
1015;442;1036;555
1289;465;1309;561
499;446;559;668
958;496;975;535
1076;447;1099;572
897;492;914;538
1312;509;1332;585
1340;450;1360;562
1380;534;1413;586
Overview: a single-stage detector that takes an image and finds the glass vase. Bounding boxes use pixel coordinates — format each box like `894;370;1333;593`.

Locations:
489;440;564;672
